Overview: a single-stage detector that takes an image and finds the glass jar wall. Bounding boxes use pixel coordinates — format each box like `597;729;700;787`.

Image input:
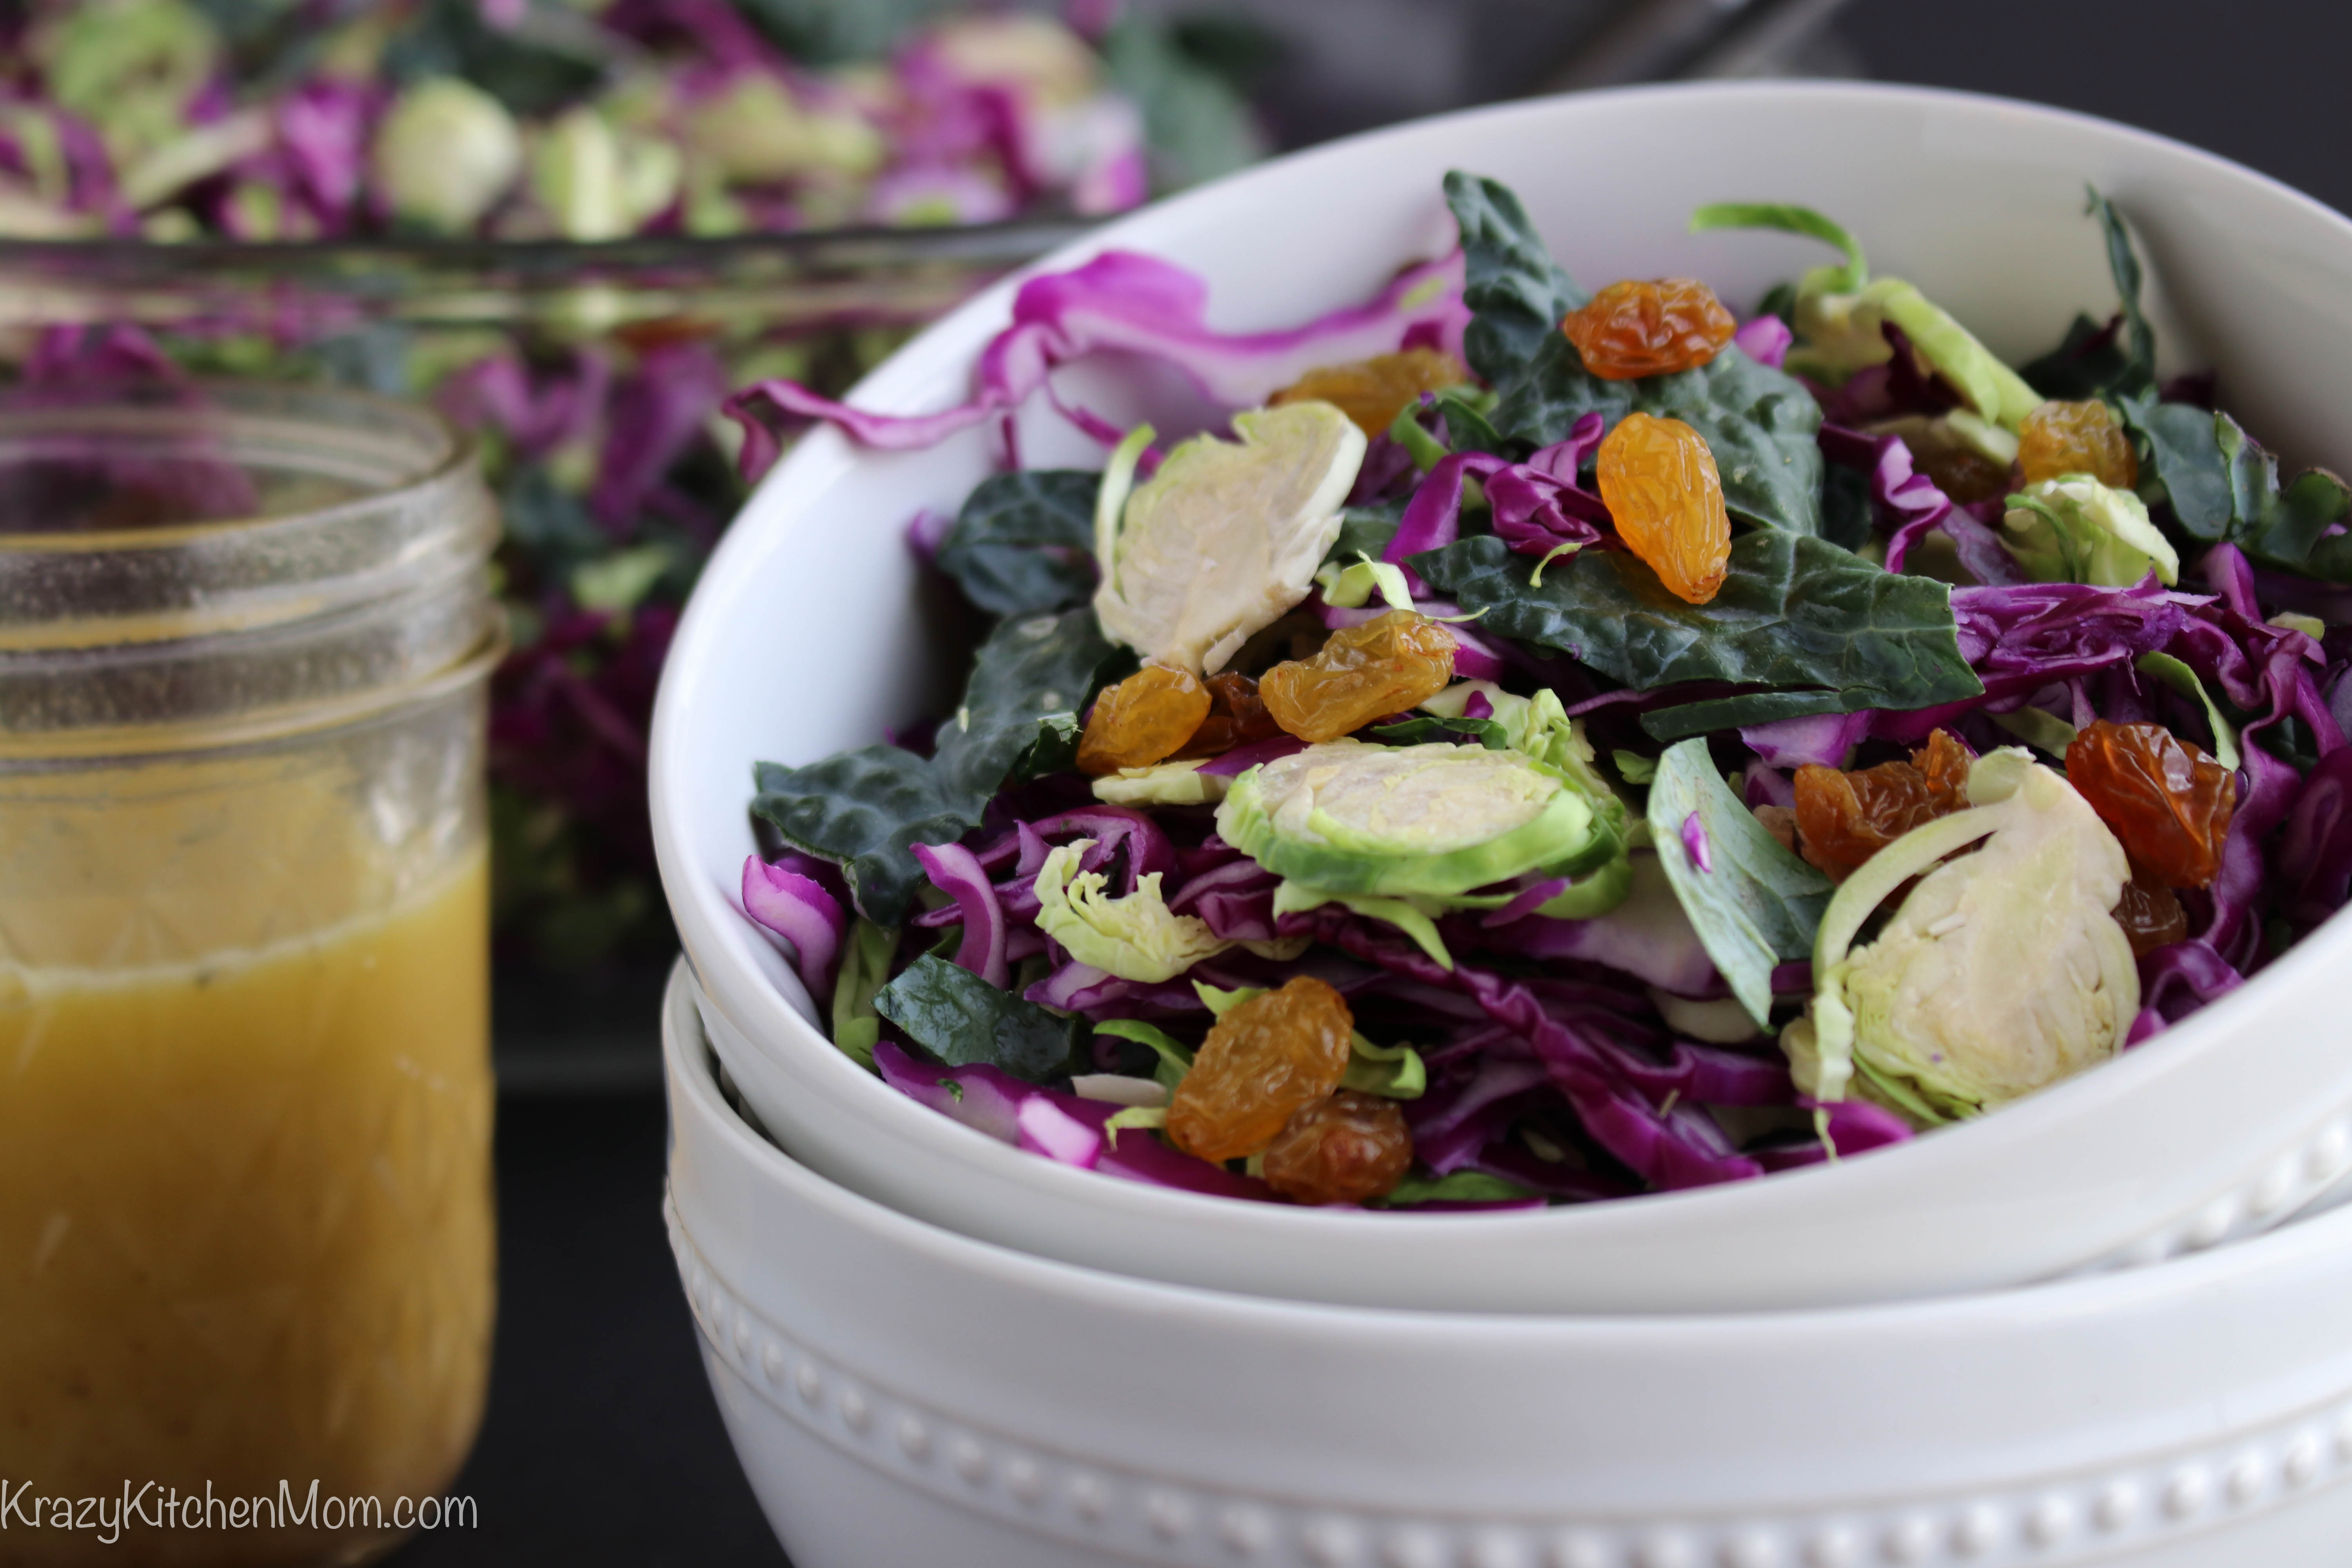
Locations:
0;384;499;1566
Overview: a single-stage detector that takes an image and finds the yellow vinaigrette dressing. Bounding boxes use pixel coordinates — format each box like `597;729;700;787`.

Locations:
0;385;503;1566
0;853;493;1566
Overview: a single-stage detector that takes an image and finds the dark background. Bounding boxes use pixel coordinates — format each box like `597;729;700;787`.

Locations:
392;2;2352;1561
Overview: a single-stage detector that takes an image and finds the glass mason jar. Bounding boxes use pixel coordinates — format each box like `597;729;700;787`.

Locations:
0;225;1078;1019
0;383;500;1566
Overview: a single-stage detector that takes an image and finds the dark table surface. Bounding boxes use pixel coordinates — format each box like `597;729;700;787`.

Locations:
385;2;2352;1560
388;1092;789;1567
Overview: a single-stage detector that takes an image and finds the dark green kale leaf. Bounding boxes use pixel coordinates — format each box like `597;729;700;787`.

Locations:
1443;171;1588;387
2218;423;2352;570
1323;500;1404;567
2093;188;2160;385
1443;172;1821;533
1486;345;1826;536
751;747;972;926
2118;394;2352;572
1102;15;1267;191
932;607;1116;807
732;0;935;64
381;0;607;116
931;470;1099;616
1412;534;1981;740
1429;387;1507;456
1367;714;1512;749
2119;391;2234;540
755;606;1113;923
1634;351;1826;537
2020;187;2158;400
872;955;1079;1083
1819;460;1874;552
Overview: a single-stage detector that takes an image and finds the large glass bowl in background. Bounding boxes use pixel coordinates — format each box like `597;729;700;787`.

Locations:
0;220;1083;1081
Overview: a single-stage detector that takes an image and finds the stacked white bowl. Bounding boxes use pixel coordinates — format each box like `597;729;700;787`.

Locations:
651;83;2352;1565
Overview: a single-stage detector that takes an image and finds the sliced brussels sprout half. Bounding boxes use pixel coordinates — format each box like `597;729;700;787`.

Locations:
1094;401;1365;675
1216;739;1622;902
1782;749;2139;1126
1420;682;1628;843
2003;475;2181;587
1218;737;1630;967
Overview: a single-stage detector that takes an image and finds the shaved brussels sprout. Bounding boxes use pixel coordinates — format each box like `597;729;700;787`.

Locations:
1216;738;1629;965
1782;749;2138;1126
1089;759;1230;806
374;79;524;234
2004;475;2181;587
1094;401;1365;674
1420;682;1628;842
34;0;219;166
1218;740;1620;901
1033;838;1234;984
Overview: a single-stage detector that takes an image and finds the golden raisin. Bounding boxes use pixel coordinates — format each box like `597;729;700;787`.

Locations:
1076;665;1212;776
1914;446;2012;505
1793;730;1973;882
1175;671;1282;758
2112;866;2189;957
2064;720;2237;889
1262;1090;1414;1205
2018;399;2139;488
1596;412;1731;605
1913;727;1974;800
1268;348;1472;437
1166;977;1356;1163
1259;610;1456;743
1561;278;1737;381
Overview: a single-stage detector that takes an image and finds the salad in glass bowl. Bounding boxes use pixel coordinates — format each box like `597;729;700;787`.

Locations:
724;167;2352;1211
0;0;1267;975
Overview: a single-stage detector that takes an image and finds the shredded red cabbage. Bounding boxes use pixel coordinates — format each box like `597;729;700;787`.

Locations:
733;181;2352;1216
726;250;1468;477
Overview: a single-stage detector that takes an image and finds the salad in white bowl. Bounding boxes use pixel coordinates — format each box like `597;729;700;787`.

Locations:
717;162;2352;1213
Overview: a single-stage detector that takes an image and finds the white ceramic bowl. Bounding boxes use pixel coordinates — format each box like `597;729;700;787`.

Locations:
652;81;2352;1314
663;959;2352;1568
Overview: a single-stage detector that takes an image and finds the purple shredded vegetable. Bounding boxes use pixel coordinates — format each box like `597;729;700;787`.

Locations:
728;180;2352;1220
2276;746;2352;928
593;343;730;531
741;854;849;998
1740;710;1869;770
1812;323;1958;426
1016;1096;1106;1167
1820;426;2021;585
1680;812;1713;873
910;840;1010;987
1478;877;1571;928
1282;907;1771;1190
2126;941;2246;1046
1470;876;1719;996
1197;735;1305;777
904;506;957;562
1731;314;1793;368
875;1042;1272;1199
725;249;1467;478
1741;760;1797;811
